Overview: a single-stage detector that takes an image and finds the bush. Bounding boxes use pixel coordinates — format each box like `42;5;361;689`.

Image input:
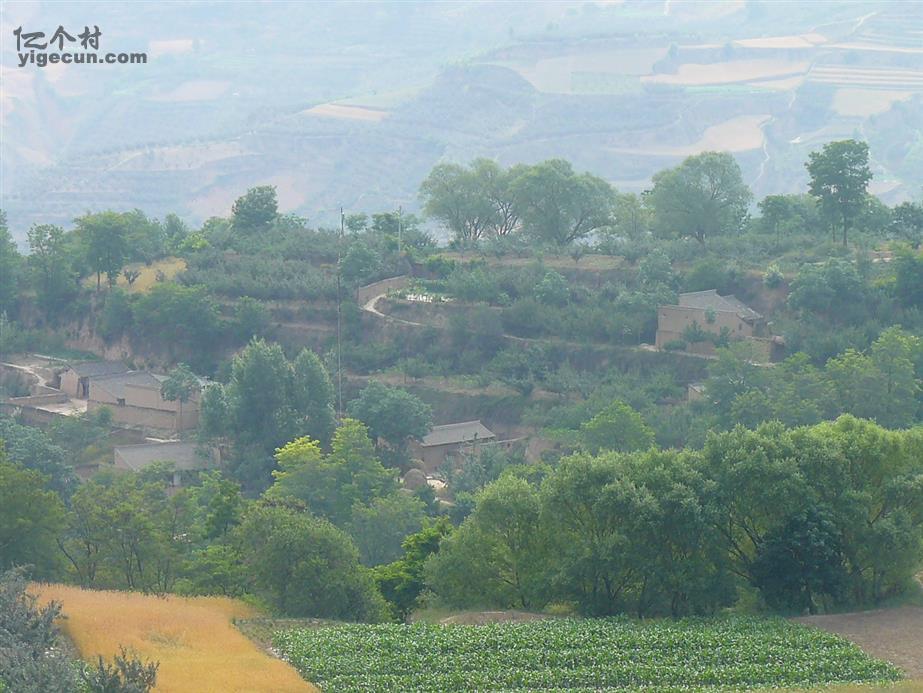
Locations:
764;263;784;289
80;647;158;693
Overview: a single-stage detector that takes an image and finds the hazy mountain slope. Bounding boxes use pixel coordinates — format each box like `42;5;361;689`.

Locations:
2;0;921;239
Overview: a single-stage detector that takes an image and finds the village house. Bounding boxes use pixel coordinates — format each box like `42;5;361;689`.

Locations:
655;290;779;359
86;370;201;433
59;360;130;399
113;441;219;488
410;420;497;473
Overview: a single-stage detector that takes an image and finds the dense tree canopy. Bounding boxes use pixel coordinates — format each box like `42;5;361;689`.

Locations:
806;139;872;246
649;151;752;244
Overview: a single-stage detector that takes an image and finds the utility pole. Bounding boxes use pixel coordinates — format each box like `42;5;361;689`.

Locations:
336;207;344;419
397;205;403;255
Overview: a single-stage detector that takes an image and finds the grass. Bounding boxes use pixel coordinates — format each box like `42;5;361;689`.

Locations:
33;584;313;693
275;616;902;692
82;257;186;293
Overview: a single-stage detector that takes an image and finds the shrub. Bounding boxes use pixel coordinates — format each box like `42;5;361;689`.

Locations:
764;263;784;289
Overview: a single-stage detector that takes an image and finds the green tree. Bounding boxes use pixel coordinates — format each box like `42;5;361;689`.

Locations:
426;475;545;609
893;246;923;308
419;160;503;243
610;192;651;239
889;201;923;247
75;211;130;290
122;209;166;264
511;159;616;245
160;363;201;426
539;453;643;615
58;473;193;592
348;493;426;566
269;419;397;527
231;186;278;234
698;423;812;587
234;502;387;620
806;139;872;246
0;568;78;692
27;223;77;320
340;241;382;287
649;151;752;244
751;506;848;613
786;259;866;323
0;457;65;578
291;348;337;448
374;517;452;621
233;296;271;342
133;283;221;362
0;417;76;499
347;381;432;463
533;270;569;306
0;211;20;316
580;400;654;454
757;194;819;243
163;212;189;251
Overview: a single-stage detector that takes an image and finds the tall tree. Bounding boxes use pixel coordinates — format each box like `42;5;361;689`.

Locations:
420;162;500;243
233;502;387;621
580;400;654;454
27;223;76;320
511;159;616;245
347;381;432;464
231;186;278;234
160;363;201;426
0;457;65;578
889;201;923;248
75;211;129;290
806;139;872;247
648;151;752;244
426;475;545;609
291;348;337;447
269;419;397;527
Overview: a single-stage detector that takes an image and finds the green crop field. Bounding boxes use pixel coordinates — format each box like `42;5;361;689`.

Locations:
274;616;901;692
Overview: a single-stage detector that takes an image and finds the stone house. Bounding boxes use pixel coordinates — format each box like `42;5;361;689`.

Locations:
86;371;201;433
59;360;130;399
410;420;497;473
655;290;768;356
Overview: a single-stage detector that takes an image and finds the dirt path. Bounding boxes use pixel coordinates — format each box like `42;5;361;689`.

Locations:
793;606;923;677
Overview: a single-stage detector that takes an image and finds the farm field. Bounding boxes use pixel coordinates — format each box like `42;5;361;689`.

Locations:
33;584;313;693
274;617;901;692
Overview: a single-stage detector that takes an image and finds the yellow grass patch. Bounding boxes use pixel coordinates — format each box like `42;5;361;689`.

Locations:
84;257;186;293
33;584;315;693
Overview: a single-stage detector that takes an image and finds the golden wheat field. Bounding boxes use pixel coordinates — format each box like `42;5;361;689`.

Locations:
32;584;315;693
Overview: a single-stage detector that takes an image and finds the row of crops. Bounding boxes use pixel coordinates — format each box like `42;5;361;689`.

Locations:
274;616;901;692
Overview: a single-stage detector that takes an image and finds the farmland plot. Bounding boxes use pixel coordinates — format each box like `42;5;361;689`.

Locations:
275;616;901;692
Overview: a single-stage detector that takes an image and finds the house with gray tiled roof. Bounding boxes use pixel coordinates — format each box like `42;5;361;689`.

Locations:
410;420;497;473
655;290;770;357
